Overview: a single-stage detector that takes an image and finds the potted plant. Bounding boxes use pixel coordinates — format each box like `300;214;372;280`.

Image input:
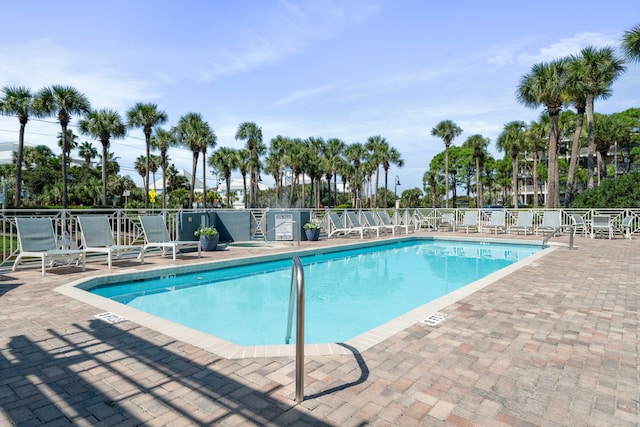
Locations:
194;226;219;251
303;221;321;241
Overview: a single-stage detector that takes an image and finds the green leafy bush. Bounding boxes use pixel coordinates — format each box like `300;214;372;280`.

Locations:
571;172;640;208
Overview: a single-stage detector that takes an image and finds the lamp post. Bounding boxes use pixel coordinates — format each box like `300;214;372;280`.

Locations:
394;176;401;210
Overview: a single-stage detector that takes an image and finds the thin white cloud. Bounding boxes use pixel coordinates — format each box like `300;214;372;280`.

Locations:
487;53;514;67
0;39;166;112
177;0;384;82
518;31;620;64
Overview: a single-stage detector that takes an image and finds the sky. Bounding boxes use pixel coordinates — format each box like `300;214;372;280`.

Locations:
0;0;638;193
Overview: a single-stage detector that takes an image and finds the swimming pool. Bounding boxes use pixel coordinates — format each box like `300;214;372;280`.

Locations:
84;239;542;346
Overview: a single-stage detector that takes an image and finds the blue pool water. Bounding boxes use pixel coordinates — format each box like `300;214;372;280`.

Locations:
89;240;541;345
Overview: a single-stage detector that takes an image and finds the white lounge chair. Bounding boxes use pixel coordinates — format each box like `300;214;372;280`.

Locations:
378;210;411;234
591;215;613;239
536;211;562;236
78;215;144;269
453;211;478;233
437;213;454;232
327;211;367;239
139;215;201;260
362;211;394;236
12;217;86;276
484;211;506;234
344;211;377;237
509;211;534;236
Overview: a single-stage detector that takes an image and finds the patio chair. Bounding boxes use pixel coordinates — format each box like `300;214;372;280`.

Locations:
508;211;533;236
344;211;377;237
327;211;368;239
570;214;587;237
378;210;412;234
138;215;201;260
412;210;435;231
453;211;478;233
362;211;394;236
591;215;613;239
78;215;144;269
12;217;86;276
484;210;506;234
620;215;634;240
536;211;562;236
437;212;454;232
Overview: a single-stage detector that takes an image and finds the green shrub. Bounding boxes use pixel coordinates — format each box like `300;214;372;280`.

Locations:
571;172;640;208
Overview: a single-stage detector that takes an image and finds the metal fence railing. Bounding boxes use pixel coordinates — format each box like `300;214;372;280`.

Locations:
2;207;638;271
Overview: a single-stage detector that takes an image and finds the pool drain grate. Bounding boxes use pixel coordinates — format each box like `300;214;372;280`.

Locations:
422;312;450;326
95;312;126;324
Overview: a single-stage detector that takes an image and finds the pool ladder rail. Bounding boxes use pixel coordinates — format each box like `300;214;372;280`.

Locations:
286;256;305;402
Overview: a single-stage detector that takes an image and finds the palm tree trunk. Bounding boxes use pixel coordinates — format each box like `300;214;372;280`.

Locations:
60;122;69;210
162;165;167;209
511;154;519;208
475;157;482;208
190;152;198;208
444;144;450;208
202;155;207;209
586;96;596;189
565;109;585;206
101;141;109;207
533;153;539;209
547;113;561;208
14;122;26;207
145;132;151;209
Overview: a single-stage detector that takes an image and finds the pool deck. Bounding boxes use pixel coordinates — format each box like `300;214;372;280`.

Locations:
1;230;638;426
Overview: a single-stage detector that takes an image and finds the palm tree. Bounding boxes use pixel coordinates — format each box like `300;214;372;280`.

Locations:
431;120;463;208
323;138;346;208
516;60;566;208
622;24;640;63
78;109;126;206
33;85;90;209
364;135;384;207
344;142;367;206
150;128;175;209
525;118;549;208
199;128;217;208
576;46;625;189
78;141;98;168
496;121;526;208
306;137;325;208
134;155;147;194
377;141;404;209
1;86;38;207
267;135;289;207
282;138;307;208
236;149;250;208
235;122;263;208
462;134;489;207
593;113;631;183
423;170;439;208
563;56;589;205
57;129;79;154
209;147;238;208
126;103;168;208
173;112;212;207
149;154;162;192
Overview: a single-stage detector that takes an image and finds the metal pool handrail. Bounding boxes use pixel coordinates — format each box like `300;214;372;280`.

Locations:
285;256;305;402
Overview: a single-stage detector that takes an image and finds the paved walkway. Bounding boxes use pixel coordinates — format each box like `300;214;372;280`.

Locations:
1;232;638;426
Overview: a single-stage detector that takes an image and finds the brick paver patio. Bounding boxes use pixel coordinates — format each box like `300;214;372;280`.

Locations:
1;233;638;426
